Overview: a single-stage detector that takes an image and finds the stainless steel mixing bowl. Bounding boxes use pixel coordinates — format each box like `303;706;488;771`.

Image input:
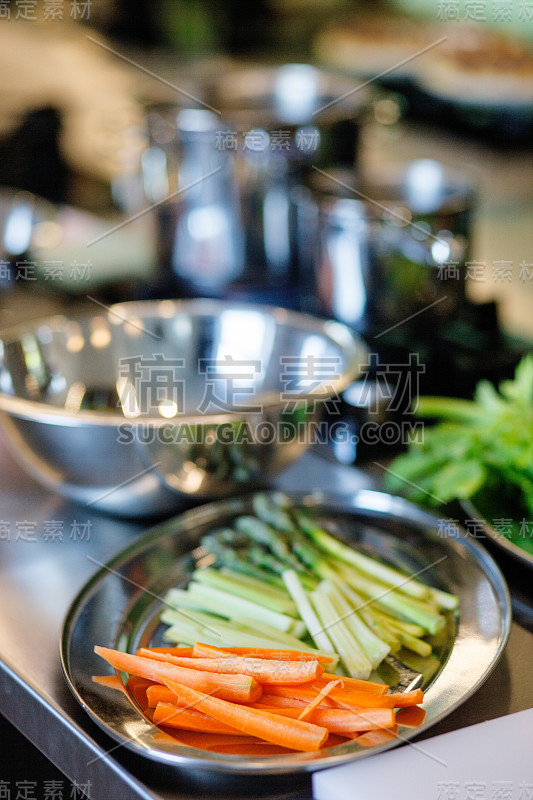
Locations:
0;299;366;517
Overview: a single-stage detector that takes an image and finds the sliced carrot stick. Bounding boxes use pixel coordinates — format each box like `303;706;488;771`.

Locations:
94;645;262;704
396;706;426;727
153;702;243;734
265;682;424;711
321;707;396;733
158;676;329;752
299;680;343;721
210;743;297;756
146;685;178;708
374;689;424;709
136;646;194;658
250;704;309;714
126;676;156;710
251;693;316;709
92;675;125;692
356;724;399;747
93;674;157;712
192;642;333;665
327;685;424;711
257;685;337;706
138;648;323;685
325;733;352;748
319;673;388;695
152;729;186;747
248;705;397;734
156;730;268;750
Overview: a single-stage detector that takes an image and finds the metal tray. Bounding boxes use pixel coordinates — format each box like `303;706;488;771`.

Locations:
60;490;511;775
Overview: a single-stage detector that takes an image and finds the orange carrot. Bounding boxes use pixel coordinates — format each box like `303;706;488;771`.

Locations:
154;727;347;753
155;730;269;750
92;675;125;692
396;706;426;727
94;646;262;704
153;702;243;734
257;685;337;705
299;680;343;721
158;676;329;752
249;705;397;733
373;689;424;709
136;646;194;658
265;682;423;711
149;684;335;713
146;685;178;708
250;693;317;709
325;733;352;748
210;743;296;756
319;673;388;695
138;648;323;685
192;642;333;665
356;724;399;747
126;676;156;709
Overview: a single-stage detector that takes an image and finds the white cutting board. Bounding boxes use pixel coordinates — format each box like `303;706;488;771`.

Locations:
313;707;533;800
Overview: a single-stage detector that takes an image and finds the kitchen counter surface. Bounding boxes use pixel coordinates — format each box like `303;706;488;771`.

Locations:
1;435;533;800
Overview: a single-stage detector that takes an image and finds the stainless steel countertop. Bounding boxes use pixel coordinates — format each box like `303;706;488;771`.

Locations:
1;432;533;800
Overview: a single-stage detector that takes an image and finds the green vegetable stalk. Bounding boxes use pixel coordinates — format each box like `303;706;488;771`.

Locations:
386;354;533;515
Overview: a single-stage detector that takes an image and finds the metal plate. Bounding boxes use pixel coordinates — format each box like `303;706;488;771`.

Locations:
60;490;511;775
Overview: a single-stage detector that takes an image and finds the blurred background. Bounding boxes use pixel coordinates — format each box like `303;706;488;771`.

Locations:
0;0;532;441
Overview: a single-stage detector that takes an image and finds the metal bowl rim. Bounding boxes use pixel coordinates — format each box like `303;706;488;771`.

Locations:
0;299;367;428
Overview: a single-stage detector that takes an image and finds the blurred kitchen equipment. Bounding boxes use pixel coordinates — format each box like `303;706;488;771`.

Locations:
0;189;53;285
152;109;245;299
0;186;155;293
205;63;370;170
294;159;475;337
0;299;366;517
141;64;371;306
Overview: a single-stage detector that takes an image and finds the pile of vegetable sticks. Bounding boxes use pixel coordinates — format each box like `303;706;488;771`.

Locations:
94;642;426;755
159;493;458;679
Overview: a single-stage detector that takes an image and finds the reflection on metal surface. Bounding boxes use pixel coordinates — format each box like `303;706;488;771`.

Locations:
273;64;319;124
61;490;511;775
65;382;87;413
296;163;475;335
0;300;366;516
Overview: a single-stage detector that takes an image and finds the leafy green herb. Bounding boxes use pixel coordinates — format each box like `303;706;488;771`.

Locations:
386;354;533;514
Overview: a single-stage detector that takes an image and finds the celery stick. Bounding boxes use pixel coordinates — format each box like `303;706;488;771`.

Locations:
295;512;431;601
428;586;459;611
162;619;283;649
333;564;445;634
311;587;372;679
166;583;299;633
375;614;426;639
162;605;315;651
397;631;432;657
192;567;297;615
218;567;291;601
282;569;336;655
321;579;390;669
